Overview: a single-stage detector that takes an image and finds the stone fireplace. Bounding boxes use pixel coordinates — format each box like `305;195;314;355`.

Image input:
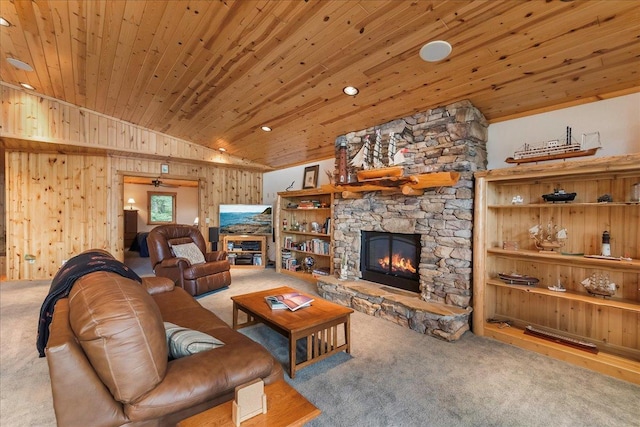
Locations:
317;100;488;341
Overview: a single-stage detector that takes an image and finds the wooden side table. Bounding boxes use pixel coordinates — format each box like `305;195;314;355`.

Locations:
177;380;320;427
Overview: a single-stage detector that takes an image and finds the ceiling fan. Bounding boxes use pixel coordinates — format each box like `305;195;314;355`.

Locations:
150;178;178;188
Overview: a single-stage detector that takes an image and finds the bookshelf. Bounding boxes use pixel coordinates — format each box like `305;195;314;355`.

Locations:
275;189;334;282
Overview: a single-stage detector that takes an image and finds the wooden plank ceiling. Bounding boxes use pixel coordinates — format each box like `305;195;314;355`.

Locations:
1;0;638;169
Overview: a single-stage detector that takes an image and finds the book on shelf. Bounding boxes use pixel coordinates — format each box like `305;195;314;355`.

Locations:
265;292;314;311
312;267;330;276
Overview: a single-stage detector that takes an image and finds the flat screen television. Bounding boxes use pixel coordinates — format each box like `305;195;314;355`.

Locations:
219;204;272;235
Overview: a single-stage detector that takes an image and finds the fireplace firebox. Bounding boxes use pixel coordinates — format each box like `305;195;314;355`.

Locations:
360;231;420;293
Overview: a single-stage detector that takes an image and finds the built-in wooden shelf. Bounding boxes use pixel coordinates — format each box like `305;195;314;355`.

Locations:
483;323;640;384
486;279;640;312
487;248;640;271
474;153;640;385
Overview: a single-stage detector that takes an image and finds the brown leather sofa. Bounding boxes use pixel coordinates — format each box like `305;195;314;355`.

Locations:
147;224;231;296
45;270;283;427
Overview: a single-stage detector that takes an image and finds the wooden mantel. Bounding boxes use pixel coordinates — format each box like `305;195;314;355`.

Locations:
321;171;460;198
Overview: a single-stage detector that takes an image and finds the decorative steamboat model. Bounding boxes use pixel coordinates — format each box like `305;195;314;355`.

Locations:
506;127;601;164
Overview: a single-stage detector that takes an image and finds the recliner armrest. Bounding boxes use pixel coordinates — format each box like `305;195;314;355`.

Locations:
157;258;190;269
205;251;228;262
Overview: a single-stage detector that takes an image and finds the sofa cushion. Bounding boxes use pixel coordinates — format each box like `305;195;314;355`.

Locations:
164;322;224;359
69;271;168;404
171;242;206;265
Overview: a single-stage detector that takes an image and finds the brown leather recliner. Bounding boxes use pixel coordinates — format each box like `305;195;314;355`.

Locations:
148;224;231;296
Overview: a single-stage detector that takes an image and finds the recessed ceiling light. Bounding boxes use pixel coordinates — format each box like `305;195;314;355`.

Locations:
20;82;35;90
419;40;452;62
218;147;226;152
7;57;34;72
0;17;11;27
261;126;272;132
343;86;359;96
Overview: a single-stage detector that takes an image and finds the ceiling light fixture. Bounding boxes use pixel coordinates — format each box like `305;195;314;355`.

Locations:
20;82;35;90
218;147;226;152
419;40;452;62
261;126;272;132
343;86;359;96
0;17;11;27
7;57;34;72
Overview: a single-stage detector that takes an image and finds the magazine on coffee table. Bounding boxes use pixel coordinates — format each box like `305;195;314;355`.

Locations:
265;292;314;311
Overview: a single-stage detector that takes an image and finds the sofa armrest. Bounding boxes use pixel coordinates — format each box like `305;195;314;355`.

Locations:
142;276;175;295
125;342;281;421
46;299;128;427
205;251;228;262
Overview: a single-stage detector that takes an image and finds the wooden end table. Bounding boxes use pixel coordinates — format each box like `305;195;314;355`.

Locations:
177;380;320;427
232;286;353;378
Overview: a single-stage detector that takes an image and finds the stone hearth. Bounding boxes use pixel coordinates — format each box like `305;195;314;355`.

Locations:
317;277;471;341
324;100;487;341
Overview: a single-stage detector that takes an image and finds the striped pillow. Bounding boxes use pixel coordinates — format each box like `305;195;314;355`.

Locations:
164;322;224;359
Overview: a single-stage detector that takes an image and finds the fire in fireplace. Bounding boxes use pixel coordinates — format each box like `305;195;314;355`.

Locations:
360;231;420;293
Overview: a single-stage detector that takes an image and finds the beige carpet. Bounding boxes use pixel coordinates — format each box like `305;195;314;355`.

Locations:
1;269;639;426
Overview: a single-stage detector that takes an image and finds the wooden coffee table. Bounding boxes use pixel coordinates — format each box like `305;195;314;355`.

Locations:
177;380;320;427
232;286;353;378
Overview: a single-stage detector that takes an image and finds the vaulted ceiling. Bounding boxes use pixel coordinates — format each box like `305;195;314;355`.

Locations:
1;0;638;169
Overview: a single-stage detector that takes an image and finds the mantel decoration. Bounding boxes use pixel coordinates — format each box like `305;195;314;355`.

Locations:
529;220;567;252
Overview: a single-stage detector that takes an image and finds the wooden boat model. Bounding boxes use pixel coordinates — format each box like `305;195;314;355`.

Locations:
506;147;600;164
524;325;598;354
498;273;539;286
506;127;601;164
542;189;577;203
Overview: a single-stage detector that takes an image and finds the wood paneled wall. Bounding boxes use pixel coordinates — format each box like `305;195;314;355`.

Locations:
0;148;6;256
4;152;263;280
1;85;264;280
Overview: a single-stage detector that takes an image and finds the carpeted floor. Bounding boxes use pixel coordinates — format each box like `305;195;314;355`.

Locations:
1;269;639;426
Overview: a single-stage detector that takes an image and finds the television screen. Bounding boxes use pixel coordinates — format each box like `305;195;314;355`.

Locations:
219;204;272;234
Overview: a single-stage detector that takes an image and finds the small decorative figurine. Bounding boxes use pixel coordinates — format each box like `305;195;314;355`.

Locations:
511;195;524;205
601;231;611;257
548;279;566;292
338;254;348;280
597;193;613;203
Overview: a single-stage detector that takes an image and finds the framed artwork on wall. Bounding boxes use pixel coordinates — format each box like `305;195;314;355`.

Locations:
303;165;319;189
148;191;177;224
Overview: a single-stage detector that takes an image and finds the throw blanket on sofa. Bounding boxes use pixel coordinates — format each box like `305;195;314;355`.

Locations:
36;250;142;357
